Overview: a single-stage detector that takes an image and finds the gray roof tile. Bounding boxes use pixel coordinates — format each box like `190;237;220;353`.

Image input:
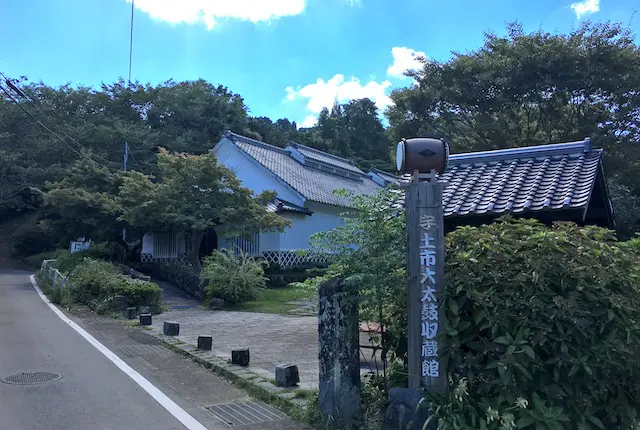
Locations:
225;132;604;218
225;132;382;207
288;143;365;175
400;139;603;217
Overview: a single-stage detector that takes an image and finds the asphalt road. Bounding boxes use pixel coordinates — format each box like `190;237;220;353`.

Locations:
0;269;195;430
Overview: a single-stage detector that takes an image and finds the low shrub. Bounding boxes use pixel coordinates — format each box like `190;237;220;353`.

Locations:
54;243;118;274
67;258;162;313
201;249;267;304
35;271;73;308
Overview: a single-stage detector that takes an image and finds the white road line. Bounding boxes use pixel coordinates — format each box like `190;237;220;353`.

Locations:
29;275;208;430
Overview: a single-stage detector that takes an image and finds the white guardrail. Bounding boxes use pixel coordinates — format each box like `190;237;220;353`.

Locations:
40;259;69;289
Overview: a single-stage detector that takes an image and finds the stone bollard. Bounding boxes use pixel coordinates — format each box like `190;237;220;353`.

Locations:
197;336;213;350
112;295;128;311
139;313;152;326
231;348;250;366
318;277;361;426
163;321;180;336
126;307;137;320
275;364;300;387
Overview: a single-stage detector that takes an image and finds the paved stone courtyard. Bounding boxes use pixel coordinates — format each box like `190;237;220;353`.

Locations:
150;281;384;391
150;309;321;389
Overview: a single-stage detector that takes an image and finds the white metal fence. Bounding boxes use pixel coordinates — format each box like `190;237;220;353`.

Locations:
40;259;69;289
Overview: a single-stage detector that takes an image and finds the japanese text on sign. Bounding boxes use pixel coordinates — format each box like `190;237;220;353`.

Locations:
419;215;440;378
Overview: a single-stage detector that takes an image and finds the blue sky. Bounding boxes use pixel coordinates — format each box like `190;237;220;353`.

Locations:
1;0;638;127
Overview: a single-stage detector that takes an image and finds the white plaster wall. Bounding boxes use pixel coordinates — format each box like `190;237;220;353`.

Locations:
142;233;154;254
259;229;281;252
278;202;347;250
214;137;304;206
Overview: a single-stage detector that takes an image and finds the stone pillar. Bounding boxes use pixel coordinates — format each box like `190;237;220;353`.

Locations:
318;277;361;426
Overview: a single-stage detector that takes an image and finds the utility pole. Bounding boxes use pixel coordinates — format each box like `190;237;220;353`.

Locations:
122;142;128;242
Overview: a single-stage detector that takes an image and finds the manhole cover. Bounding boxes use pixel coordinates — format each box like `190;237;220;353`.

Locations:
206;401;287;426
2;372;62;385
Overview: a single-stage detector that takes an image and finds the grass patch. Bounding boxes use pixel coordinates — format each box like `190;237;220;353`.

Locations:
227;285;316;314
293;389;316;399
35;271;74;309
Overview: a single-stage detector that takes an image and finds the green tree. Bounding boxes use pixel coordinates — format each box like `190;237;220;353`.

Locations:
311;188;407;365
117;149;289;270
343;98;392;170
42;154;126;250
386;22;640;234
146;79;250;155
247;116;299;147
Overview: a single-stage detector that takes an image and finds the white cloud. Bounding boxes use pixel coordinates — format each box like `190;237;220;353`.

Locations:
286;74;393;114
387;46;426;78
285;86;297;101
570;0;600;19
127;0;306;29
286;46;429;127
300;115;318;128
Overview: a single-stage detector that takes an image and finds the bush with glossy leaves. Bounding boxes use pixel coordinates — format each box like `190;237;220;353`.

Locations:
429;218;640;429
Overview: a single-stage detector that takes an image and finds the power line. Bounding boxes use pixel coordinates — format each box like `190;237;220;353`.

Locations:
1;72;113;165
0;83;83;157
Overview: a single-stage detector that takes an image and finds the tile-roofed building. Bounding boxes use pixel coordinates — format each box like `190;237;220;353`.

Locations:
140;133;613;267
221;131;382;208
400;137;614;229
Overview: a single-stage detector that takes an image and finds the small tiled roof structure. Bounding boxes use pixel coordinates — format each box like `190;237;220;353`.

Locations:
223;131;382;208
266;198;313;215
368;168;400;186
400;137;614;229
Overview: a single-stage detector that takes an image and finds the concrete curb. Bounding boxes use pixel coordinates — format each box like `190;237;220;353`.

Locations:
146;330;315;418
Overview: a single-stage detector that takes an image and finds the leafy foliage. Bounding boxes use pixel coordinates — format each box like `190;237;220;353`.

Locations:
311;186;640;428
42;154;126;248
11;219;57;257
311;187;408;363
426;218;640;429
23;249;68;268
54;245;119;274
201;249;267;304
118;149;289;270
66;258;162;313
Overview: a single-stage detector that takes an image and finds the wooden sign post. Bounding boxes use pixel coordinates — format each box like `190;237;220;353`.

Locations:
397;138;448;392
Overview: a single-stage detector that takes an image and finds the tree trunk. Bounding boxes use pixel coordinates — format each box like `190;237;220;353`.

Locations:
189;229;205;272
